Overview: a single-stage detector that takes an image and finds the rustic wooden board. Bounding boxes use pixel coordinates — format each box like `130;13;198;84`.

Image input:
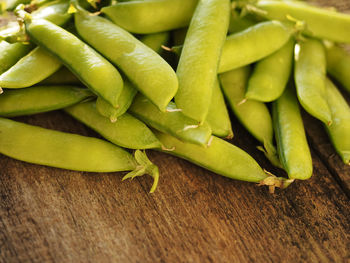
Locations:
0;112;349;263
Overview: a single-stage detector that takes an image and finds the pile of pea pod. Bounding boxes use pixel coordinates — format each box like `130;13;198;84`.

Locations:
0;0;349;193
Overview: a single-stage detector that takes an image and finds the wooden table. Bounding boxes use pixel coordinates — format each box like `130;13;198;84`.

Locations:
1;1;350;263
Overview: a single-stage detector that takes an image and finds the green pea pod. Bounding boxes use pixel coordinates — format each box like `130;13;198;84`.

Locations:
206;77;233;138
139;32;170;54
101;0;198;34
129;94;212;146
24;16;124;108
219;67;280;167
0;47;62;88
256;0;350;43
294;38;331;125
175;0;230;124
273;86;313;180
245;39;294;102
0;85;93;117
65;101;161;150
74;9;177;112
156;131;293;191
31;0;71;26
326;45;350;94
324;79;350;165
219;20;293;73
95;78;137;122
39;67;81;85
0;41;33;75
0;117;159;192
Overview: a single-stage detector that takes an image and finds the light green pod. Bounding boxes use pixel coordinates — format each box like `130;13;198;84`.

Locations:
95;78;137;122
257;0;350;43
139;32;170;54
31;0;71;26
273;86;313;180
74;9;177;111
206;78;233;138
25;17;124;108
65;101;161;150
0;85;93;117
245;39;294;102
0;47;62;88
0;41;33;75
219;67;280;167
101;0;198;34
326;45;350;94
129;94;212;146
294;38;331;125
156;131;293;189
39;67;81;85
219;20;293;73
324;79;350;165
175;0;230;124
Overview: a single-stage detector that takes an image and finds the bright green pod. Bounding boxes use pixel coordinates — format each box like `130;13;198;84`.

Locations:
272;86;313;180
74;9;177;111
95;78;137;122
0;47;62;88
0;85;93;117
245;39;294;102
139;32;170;54
219;67;280;167
206;78;233;138
24;17;124;108
129;94;212;146
101;0;198;34
175;0;230;124
39;67;80;85
257;0;350;43
324;79;350;165
31;0;71;26
294;38;331;125
65;101;161;150
326;45;350;94
0;117;159;192
0;41;33;75
219;20;293;73
156;131;293;190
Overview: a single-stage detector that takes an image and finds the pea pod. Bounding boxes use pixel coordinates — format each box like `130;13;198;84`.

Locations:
228;9;258;34
0;117;159;192
74;8;177;111
294;38;331;125
23;16;124;108
0;85;93;117
326;45;350;94
0;41;33;75
139;32;170;54
156;131;293;191
206;78;233;138
31;0;71;26
272;86;313;180
324;79;350;165
39;67;80;85
101;0;198;34
5;0;30;11
0;47;62;88
245;39;294;102
219;67;280;167
65;101;161;150
129;94;212;146
256;0;350;43
175;0;230;124
219;20;293;73
95;78;137;122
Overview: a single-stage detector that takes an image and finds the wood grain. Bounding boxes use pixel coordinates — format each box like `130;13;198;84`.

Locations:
0;112;349;263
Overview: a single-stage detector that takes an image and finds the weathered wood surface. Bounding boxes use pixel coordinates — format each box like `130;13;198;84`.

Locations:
0;112;349;263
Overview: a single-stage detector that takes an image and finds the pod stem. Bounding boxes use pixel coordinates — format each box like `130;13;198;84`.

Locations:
122;150;159;193
257;140;282;168
259;171;294;194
